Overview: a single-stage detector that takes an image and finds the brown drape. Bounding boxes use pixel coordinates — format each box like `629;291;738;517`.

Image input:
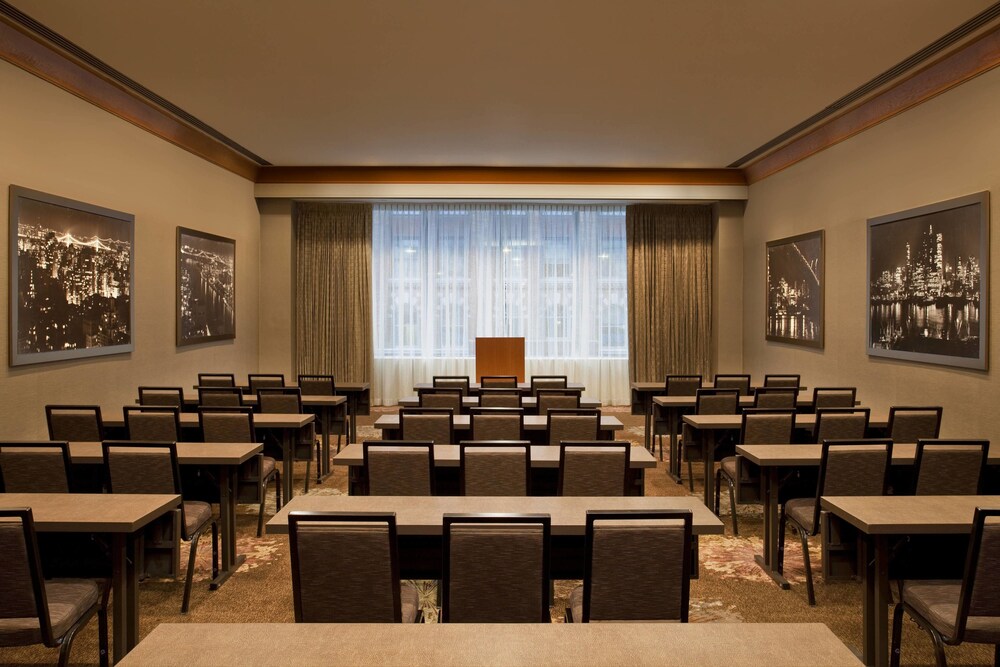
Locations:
294;202;373;382
627;204;713;382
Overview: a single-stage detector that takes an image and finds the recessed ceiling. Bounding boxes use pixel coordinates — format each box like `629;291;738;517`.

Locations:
8;0;998;168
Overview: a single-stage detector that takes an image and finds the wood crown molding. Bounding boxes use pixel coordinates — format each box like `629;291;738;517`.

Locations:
0;13;260;181
745;22;1000;184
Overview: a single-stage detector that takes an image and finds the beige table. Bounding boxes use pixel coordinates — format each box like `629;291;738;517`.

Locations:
414;381;586;395
397;395;602;411
119;622;862;667
0;492;180;663
821;495;1000;667
374;414;624;438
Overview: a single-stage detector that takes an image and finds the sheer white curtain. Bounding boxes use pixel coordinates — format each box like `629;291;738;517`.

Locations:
372;203;629;405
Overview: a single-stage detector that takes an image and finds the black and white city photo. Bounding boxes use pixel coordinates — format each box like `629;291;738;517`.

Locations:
177;227;235;346
9;186;134;366
867;192;989;370
766;230;824;348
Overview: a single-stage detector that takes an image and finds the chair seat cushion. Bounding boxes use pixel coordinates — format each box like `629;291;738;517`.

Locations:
902;580;1000;643
183;501;213;537
720;456;737;480
784;498;817;534
0;579;99;646
400;582;421;623
261;456;277;478
568;584;584;623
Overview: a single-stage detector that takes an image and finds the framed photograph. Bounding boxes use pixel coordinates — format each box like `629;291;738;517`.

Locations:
9;186;134;366
766;230;824;348
176;226;235;346
867;192;989;370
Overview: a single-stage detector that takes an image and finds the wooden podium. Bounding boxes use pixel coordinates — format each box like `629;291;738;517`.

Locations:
475;337;525;382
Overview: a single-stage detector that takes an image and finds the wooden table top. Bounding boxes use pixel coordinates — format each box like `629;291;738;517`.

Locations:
178;394;346;407
193;383;370;392
119;622;861;667
332;443;656;469
414;382;586;392
632;381;808;392
267;495;723;536
738;443;1000;467
397;396;602;409
64;441;263;465
0;493;180;532
104;411;315;429
683;412;889;430
374;414;624;431
821;495;1000;535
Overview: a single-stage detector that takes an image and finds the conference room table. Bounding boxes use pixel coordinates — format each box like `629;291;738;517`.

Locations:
119;622;862;666
681;411;890;507
413;381;585;394
373;414;625;443
332;442;655;495
267;494;722;579
397;395;602;411
65;441;263;589
0;492;180;663
820;495;1000;667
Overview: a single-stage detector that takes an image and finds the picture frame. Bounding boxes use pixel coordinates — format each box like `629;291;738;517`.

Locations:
867;192;989;370
9;185;134;367
765;229;824;348
176;226;235;346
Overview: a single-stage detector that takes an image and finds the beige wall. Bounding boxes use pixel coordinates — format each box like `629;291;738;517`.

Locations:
713;200;745;375
0;61;260;438
743;66;1000;440
258;198;295;377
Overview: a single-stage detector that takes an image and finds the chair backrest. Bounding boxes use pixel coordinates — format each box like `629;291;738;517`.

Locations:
45;405;104;442
546;409;600;446
480;375;518;388
739;408;795;445
399;408;454;444
695;388;739;415
583;510;692;622
0;442;72;493
713;374;751;396
199;407;255;443
297;374;335;396
288;511;404;622
558;442;629;496
197;373;236;387
812;387;857;410
530;375;568;394
197;386;244;407
665;375;702;396
124;406;181;442
138;386;184;407
459;441;530;496
887;406;943;443
536;389;581;415
478;389;522;408
763;374;800;388
810;439;892;533
362;441;435;495
912;439;988;495
442;514;550;623
0;508;56;645
257;387;303;414
954;507;1000;641
814;408;870;443
753;387;798;409
469;408;523;441
432;376;470;396
418;388;463;414
248;373;286;393
102;441;182;496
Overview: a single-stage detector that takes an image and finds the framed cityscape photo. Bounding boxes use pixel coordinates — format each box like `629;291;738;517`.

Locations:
867;192;989;370
176;227;235;346
9;186;134;367
766;230;824;348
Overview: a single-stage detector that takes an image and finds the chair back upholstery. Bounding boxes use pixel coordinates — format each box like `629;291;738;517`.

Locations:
814;408;870;443
199;407;255;442
888;406;943;443
288;512;403;622
530;375;568;394
138;386;184;407
753;387;797;409
418;388;463;414
400;409;454;444
297;374;335;396
257;387;302;414
812;387;857;410
198;373;236;387
248;374;286;393
478;389;521;408
583;510;692;622
197;386;243;407
469;408;523;441
459;442;530;496
0;442;72;493
124;406;181;442
45;405;104;442
763;374;800;388
558;442;629;496
955;508;1000;640
442;514;550;623
695;388;739;415
103;441;181;496
536;389;581;415
665;375;702;396
480;375;518;388
363;441;434;495
713;374;751;396
546;409;600;446
432;376;470;396
811;439;892;533
740;409;794;445
0;508;55;645
913;439;988;495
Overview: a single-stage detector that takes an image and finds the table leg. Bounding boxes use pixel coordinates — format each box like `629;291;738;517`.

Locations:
643;394;652;453
348;394;358;445
111;533;127;664
282;429;294;502
860;534;890;667
125;533;140;653
318;405;332;482
210;465;244;590
667;407;682;483
701;430;718;508
754;465;791;588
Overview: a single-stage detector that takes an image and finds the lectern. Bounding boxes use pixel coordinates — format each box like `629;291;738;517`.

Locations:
475;337;525;382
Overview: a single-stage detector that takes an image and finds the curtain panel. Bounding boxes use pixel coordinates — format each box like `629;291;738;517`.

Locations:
294;202;373;383
626;204;713;382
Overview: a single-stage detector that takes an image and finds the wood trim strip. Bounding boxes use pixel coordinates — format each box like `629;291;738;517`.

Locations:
0;16;259;181
745;24;1000;184
256;166;746;187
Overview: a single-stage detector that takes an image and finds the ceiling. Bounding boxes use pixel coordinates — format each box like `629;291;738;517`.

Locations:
8;0;999;169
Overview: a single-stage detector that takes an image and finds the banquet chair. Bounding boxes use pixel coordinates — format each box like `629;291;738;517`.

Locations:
418;388;464;414
137;386;184;408
713;373;752;396
813;408;870;442
363;441;434;496
557;441;630;496
0;441;73;493
530;375;568;393
469;407;524;441
812;387;857;410
680;388;739;491
197;373;236;388
546;409;600;446
763;374;801;388
887;406;943;443
459;441;531;496
480;375;518;388
257;388;316;493
912;439;988;496
248;373;285;394
478;389;522;408
432;376;471;396
653;375;702;459
197;386;243;407
535;388;581;415
123;406;181;442
400;408;454;445
753;387;798;409
45;405;104;442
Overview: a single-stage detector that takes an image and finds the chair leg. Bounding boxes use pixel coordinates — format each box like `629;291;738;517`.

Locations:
713;469;722;516
315;442;323;484
890;602;905;667
777;507;787;574
181;532;201;614
275;472;282;510
728;475;739;536
211;521;219;581
927;625;948;667
304;458;312;493
687;460;694;492
97;582;110;667
799;528;815;606
257;487;266;538
336;433;342;453
657;434;663;461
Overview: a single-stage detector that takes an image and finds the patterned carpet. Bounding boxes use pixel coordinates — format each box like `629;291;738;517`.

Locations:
1;407;994;666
